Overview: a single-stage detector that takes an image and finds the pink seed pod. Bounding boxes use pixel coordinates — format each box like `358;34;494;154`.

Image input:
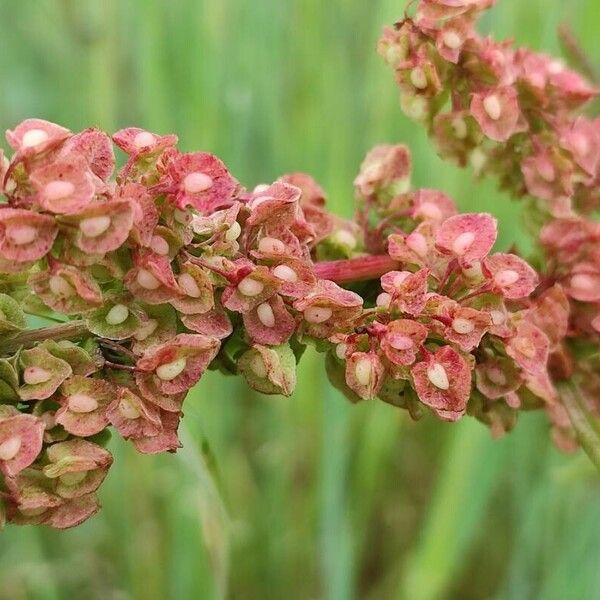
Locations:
136;334;220;395
6;118;70;155
0;209;58;263
435;213;497;264
411;345;472;421
0;414;45;477
30;155;95;214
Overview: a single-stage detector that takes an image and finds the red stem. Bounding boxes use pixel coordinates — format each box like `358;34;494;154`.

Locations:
314;254;398;284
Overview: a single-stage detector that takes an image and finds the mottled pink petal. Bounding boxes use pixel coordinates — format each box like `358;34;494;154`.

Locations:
136;333;220;395
29;265;103;315
411;345;472;421
0;208;57;262
71;199;134;255
132;411;182;454
382;319;428;366
6;119;70;155
435;213;497;264
470;87;526;142
166;151;239;213
55;376;114;437
243;294;296;345
484;253;539;299
60;128;115;182
19;347;72;401
0;415;45;477
30;155;95;214
506;321;550;375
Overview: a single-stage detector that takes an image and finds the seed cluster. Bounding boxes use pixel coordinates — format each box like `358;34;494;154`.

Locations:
3;0;597;527
380;0;600;449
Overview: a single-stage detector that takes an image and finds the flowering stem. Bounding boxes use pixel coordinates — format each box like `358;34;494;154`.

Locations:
314;254;398;284
0;320;89;355
559;380;600;474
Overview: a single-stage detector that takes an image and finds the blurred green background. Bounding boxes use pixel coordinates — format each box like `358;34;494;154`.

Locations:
1;1;600;598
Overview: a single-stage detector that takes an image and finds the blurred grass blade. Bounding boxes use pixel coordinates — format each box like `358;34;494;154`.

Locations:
399;420;510;600
560;382;600;473
320;387;355;600
178;425;230;600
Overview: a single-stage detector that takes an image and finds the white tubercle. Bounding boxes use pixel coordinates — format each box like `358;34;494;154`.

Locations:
135;318;158;341
273;265;298;283
410;67;428;90
304;306;332;324
68;393;99;413
178;273;201;298
225;221;241;242
494;269;520;286
0;437;22;461
44;180;75;201
253;184;270;194
376;292;391;309
400;95;427;121
151;235;170;256
21;128;49;149
59;471;88;486
537;160;555;183
156;357;187;381
23;366;51;385
332;230;357;249
335;343;348;360
133;131;156;148
418;202;443;220
407;232;428;257
389;334;413;351
238;276;265;297
119;397;141;420
427;362;450;390
452;117;468;140
469;148;488;173
105;304;129;326
80;215;111;238
452;231;476;255
7;225;37;245
250;354;267;378
258;237;286;254
487;368;507;386
571;273;595;291
137;268;161;290
354;358;372;387
483;94;502;121
184;172;214;194
490;310;506;326
257;302;276;327
443;29;462;49
385;44;406;67
49;275;75;297
452;317;475;334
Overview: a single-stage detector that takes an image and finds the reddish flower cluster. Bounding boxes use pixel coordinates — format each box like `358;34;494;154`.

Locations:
380;0;600;446
2;1;598;528
0;118;364;528
327;144;549;434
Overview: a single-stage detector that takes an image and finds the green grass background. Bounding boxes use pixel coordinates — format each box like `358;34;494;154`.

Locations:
1;1;600;598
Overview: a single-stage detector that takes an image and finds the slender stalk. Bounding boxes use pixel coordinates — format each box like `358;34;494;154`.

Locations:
314;254;398;284
0;320;88;354
559;381;600;473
